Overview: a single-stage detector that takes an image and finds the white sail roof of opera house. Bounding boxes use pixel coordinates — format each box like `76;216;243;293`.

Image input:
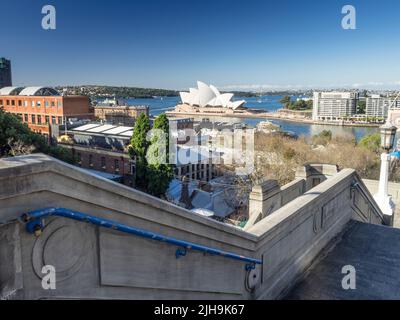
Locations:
179;81;246;109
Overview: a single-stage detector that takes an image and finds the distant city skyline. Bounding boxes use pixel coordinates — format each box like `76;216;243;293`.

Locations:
2;0;400;90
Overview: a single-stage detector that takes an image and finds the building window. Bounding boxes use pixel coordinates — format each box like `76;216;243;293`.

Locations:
24;114;28;122
37;115;42;124
45;116;49;124
31;101;35;107
11;100;15;106
51;101;55;107
31;115;36;124
51;116;56;124
114;159;120;173
0;100;3;106
18;100;22;106
57;101;62;108
101;157;106;171
24;101;28;107
37;101;41;107
89;155;93;167
6;100;10;106
44;101;49;107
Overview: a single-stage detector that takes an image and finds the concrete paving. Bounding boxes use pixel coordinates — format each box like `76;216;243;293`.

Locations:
286;220;400;300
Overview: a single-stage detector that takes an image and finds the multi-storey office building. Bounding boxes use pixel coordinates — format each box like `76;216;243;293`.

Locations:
366;95;400;119
312;91;359;121
0;57;12;88
0;86;93;138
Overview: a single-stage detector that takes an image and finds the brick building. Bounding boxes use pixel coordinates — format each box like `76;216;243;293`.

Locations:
0;86;93;139
61;120;217;186
65;144;135;187
61;123;136;187
94;104;149;126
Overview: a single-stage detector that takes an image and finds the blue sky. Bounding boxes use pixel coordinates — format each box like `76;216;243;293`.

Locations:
1;0;400;90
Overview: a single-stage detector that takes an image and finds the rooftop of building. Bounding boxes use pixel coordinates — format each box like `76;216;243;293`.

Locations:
166;178;236;218
94;104;149;109
94;97;149;109
0;86;90;99
71;123;134;138
0;57;11;66
168;117;194;122
0;86;60;96
0;86;24;95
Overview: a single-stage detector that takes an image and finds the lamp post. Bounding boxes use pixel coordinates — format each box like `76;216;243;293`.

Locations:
374;122;397;217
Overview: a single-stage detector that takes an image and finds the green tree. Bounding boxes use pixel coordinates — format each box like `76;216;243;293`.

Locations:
152;114;169;142
146;113;174;197
0;109;41;156
312;130;332;146
146;164;174;197
129;112;151;188
358;132;381;154
0;108;75;163
357;100;366;114
293;99;308;110
279;96;292;109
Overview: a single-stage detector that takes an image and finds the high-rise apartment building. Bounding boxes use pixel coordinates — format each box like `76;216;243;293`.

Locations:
0;58;12;88
312;91;359;121
365;95;400;119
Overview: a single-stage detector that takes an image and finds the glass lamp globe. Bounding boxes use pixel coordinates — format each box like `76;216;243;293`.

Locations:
380;123;397;151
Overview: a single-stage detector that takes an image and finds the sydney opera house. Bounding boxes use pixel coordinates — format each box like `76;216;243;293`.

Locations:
169;81;254;116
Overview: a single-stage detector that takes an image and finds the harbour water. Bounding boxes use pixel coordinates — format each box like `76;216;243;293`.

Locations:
126;95;378;141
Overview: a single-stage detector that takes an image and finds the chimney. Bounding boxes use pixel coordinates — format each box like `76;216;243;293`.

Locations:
179;176;192;209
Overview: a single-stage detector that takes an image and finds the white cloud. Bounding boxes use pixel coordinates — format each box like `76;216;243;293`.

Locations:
217;81;400;91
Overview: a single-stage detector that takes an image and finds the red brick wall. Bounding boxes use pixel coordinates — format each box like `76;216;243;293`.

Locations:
72;147;135;187
0;95;93;134
63;96;92;117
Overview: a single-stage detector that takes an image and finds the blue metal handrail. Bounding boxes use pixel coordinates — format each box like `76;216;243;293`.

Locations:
21;208;262;270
